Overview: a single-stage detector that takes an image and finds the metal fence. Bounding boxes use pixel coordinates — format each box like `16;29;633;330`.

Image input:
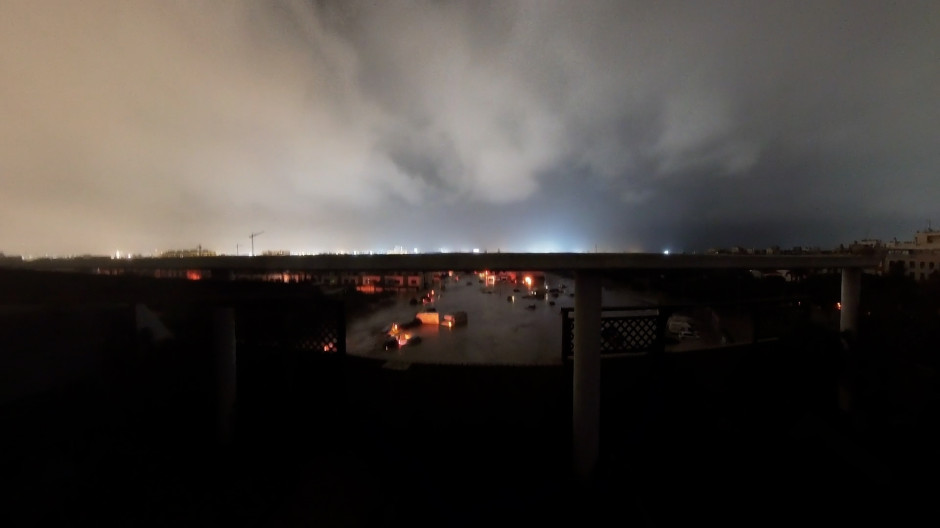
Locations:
561;307;667;362
561;298;812;363
233;298;345;355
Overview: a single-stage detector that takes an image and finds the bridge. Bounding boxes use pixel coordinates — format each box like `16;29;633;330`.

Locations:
5;251;880;273
3;252;879;482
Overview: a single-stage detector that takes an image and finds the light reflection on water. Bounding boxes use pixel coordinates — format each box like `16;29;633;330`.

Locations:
346;274;650;365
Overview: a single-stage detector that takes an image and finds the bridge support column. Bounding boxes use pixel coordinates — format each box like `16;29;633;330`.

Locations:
840;268;861;335
839;268;862;419
573;271;602;482
214;307;237;446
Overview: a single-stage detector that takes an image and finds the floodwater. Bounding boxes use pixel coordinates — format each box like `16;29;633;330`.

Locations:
346;273;656;365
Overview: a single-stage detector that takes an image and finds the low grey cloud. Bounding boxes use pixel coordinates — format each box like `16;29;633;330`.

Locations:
1;0;937;255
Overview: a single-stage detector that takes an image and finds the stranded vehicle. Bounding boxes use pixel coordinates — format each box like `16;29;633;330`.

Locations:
667;316;699;340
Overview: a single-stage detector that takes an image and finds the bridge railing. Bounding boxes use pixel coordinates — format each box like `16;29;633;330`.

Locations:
561;297;812;363
233;297;345;355
561;306;666;362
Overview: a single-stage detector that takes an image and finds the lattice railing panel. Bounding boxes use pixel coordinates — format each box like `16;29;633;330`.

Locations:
599;316;658;353
235;301;345;355
562;309;662;360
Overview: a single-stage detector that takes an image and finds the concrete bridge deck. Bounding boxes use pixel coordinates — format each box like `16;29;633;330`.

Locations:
3;252;881;273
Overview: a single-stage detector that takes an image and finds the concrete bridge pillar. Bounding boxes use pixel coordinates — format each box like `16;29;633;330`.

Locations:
840;268;861;336
573;271;602;482
214;307;237;446
839;268;862;419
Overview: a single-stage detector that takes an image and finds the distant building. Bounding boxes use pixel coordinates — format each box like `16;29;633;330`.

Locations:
887;228;940;250
161;246;216;258
854;238;885;248
885;251;940;281
884;229;940;281
383;274;404;287
340;273;360;287
844;240;883;256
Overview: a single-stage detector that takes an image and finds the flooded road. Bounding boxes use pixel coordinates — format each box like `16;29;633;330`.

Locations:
346;274;656;365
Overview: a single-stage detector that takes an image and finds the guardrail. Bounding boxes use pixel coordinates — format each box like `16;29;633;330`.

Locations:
561;306;666;362
561;297;812;363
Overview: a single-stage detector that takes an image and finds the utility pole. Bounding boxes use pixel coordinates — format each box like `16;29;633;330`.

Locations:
249;231;264;257
236;243;240;256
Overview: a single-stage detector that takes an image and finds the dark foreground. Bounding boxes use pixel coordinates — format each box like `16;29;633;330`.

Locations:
3;336;937;527
1;270;937;526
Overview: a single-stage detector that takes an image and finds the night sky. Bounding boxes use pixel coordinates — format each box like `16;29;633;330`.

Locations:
2;1;938;256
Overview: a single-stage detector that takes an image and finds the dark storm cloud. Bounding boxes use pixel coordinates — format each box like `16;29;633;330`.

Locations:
1;0;937;255
380;129;464;191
